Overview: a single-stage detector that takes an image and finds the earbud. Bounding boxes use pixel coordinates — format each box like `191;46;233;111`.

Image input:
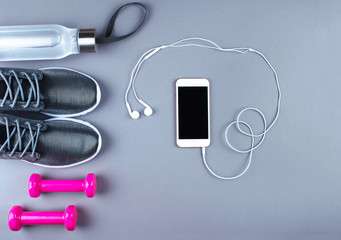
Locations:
130;110;140;119
126;102;140;119
137;99;153;117
144;107;153;116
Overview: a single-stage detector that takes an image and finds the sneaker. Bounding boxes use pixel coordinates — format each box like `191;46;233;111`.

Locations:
0;114;102;168
0;67;101;117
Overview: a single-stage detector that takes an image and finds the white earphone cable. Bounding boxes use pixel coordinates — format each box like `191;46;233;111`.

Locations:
126;37;281;180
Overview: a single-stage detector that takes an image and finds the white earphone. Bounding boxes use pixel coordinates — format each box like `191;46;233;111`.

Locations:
125;45;166;119
125;100;153;119
125;37;281;180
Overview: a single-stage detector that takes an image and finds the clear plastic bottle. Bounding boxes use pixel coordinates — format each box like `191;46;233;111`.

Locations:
0;24;96;61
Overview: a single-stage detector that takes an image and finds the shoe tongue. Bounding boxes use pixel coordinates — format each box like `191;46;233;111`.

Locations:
0;68;43;104
0;116;45;157
0;68;43;80
0;124;41;162
0;114;46;131
10;78;32;100
0;124;33;153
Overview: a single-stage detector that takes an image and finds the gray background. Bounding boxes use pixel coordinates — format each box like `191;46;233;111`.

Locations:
0;0;340;239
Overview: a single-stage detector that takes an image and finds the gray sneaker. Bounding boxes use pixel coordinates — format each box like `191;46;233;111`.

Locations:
0;114;101;168
0;67;101;117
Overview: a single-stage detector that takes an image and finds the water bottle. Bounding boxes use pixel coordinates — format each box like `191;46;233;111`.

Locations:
0;2;147;61
0;24;96;61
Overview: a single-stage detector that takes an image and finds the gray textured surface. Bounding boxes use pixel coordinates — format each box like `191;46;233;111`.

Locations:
1;0;341;239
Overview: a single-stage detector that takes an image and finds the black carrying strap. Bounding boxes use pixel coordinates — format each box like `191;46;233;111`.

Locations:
96;2;147;44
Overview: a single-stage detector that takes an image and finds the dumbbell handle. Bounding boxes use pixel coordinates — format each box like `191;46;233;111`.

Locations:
20;211;65;225
40;180;85;192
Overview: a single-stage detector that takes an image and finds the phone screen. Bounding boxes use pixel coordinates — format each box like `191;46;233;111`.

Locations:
178;86;209;139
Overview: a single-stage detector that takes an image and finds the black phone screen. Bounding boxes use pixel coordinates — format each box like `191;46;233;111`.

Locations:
178;86;209;139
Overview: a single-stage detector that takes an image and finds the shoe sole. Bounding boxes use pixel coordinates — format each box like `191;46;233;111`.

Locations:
39;67;101;118
25;117;102;168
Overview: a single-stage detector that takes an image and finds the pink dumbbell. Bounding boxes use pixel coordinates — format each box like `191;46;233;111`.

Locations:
28;173;97;198
8;205;77;231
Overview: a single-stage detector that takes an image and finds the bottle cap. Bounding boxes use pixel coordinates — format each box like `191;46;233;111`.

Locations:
78;29;96;53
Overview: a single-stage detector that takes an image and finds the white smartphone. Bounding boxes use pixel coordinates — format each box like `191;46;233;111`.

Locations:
176;78;210;148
